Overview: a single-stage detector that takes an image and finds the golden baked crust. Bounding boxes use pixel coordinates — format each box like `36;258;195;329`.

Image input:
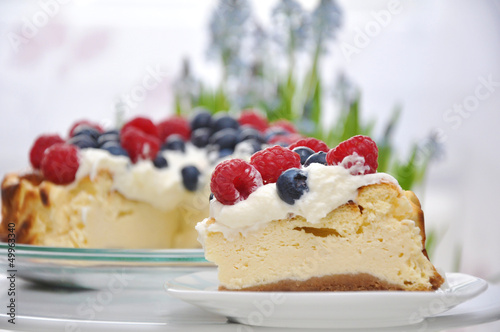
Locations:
1;172;44;244
220;273;405;291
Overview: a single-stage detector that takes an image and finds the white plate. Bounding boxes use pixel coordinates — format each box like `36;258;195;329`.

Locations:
0;244;213;289
165;271;488;329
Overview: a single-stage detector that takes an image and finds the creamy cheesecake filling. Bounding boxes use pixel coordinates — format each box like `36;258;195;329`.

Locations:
75;144;209;211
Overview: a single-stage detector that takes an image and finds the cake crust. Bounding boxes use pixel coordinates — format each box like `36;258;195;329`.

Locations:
220;273;406;291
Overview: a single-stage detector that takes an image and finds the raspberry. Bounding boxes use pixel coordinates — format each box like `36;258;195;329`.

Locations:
326;135;378;175
157;116;191;142
121;126;160;163
250;145;301;184
270;120;298;134
122;117;159;139
69;120;103;137
289;137;329;152
268;133;302;146
238;109;269;132
29;134;65;169
210;159;263;205
40;143;80;185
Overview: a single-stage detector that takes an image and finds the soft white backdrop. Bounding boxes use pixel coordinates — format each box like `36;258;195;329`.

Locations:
0;1;499;330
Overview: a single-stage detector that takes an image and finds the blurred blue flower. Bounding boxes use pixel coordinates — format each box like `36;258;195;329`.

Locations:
208;0;252;77
312;0;342;46
272;0;310;55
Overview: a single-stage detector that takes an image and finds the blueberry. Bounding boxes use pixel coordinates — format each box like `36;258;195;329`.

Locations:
153;155;168;168
162;134;186;152
209;128;239;150
218;148;234;159
264;128;289;142
100;140;121;149
274;141;291;147
97;132;120;147
190;109;213;130
238;127;265;144
103;129;120;136
276;168;309;205
181;165;200;191
102;145;129;157
68;135;98;149
304;151;327;167
212;113;239;133
209;192;214;201
72;126;101;140
191;128;211;148
292;147;315;165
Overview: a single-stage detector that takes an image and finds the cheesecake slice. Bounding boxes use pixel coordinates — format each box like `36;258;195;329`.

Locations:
196;137;444;291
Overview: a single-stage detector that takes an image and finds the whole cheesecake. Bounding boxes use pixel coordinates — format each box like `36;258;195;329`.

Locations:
0;110;301;248
196;136;445;291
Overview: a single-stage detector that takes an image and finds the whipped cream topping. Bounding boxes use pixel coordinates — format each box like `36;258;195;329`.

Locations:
197;163;399;240
74;144;209;211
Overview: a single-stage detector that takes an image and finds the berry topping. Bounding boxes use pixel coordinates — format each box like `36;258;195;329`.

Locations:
181;165;201;191
102;144;129;157
122;117;159;139
29;134;65;169
289;137;329;153
267;133;303;146
304;151;327;167
161;134;186;152
68;120;103;137
238;109;269;132
157;116;191;142
120;126;160;163
72;127;101;140
40;143;80;185
265;127;290;141
250;145;301;184
326;135;378;175
153;154;168;168
276;168;309;205
238;127;266;144
190;109;213;131
67;135;98;149
212;113;239;133
292;146;315;164
218;148;234;159
97;131;120;147
270;119;297;134
211;159;263;205
209;128;239;150
190;128;212;148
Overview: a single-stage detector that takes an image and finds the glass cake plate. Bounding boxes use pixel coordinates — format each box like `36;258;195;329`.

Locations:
0;243;213;289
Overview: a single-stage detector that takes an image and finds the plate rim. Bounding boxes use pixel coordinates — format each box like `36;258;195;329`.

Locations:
164;271;490;329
